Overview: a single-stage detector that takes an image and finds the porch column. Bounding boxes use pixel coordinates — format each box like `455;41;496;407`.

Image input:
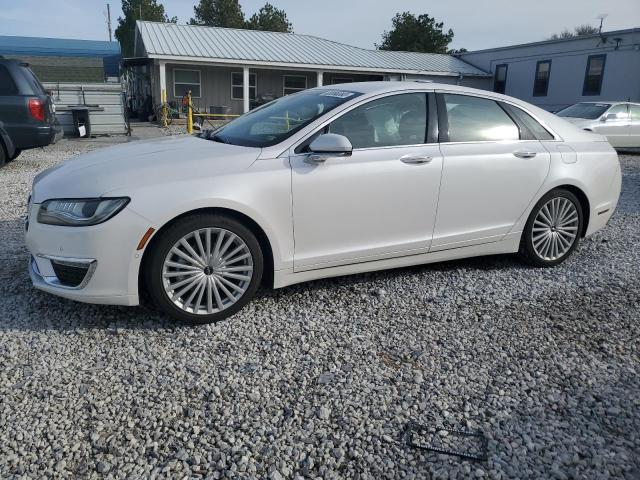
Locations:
159;61;167;100
317;71;324;87
243;66;250;113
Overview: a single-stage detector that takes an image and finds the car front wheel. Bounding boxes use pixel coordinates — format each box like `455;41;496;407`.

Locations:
519;189;583;267
145;214;263;324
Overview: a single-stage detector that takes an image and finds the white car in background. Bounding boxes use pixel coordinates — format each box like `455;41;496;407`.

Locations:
556;101;640;148
25;82;622;324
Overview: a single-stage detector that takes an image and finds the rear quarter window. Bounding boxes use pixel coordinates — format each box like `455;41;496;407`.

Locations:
0;65;19;95
506;105;555;141
19;66;45;95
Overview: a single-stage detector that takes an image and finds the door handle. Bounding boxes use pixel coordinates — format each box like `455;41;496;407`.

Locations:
513;151;537;159
400;155;433;165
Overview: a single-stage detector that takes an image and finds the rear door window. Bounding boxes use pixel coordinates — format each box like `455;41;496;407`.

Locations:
443;94;519;142
0;65;18;95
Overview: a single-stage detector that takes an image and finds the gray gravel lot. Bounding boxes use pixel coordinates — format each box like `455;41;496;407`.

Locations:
0;137;638;479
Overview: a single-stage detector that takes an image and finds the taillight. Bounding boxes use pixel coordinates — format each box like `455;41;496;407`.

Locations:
28;98;45;122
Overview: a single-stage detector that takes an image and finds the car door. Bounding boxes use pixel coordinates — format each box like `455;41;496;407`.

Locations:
628;104;640;147
289;92;443;272
592;103;630;147
431;92;551;251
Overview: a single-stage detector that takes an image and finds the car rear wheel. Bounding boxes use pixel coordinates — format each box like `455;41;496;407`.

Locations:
145;214;263;324
0;143;6;167
518;189;583;267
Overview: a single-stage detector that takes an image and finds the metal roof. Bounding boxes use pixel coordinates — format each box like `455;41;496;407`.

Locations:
136;21;489;77
0;35;120;57
462;27;640;54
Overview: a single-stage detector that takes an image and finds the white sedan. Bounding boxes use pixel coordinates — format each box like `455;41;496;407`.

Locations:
26;82;621;324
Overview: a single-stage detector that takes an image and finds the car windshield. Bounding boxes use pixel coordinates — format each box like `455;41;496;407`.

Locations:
556;103;611;119
206;89;362;148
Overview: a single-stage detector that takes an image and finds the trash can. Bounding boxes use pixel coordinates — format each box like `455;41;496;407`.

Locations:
209;105;230;116
71;107;91;138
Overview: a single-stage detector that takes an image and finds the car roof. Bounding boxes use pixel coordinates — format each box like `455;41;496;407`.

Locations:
319;81;485;95
576;101;639;105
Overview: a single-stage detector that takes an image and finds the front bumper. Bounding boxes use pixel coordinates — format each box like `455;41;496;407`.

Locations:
25;203;153;306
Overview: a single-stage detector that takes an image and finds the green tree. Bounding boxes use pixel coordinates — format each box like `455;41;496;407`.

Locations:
548;24;599;40
247;3;293;33
115;0;177;57
377;12;454;53
189;0;246;28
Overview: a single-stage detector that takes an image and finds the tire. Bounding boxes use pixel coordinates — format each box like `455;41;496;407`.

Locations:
0;143;6;168
518;188;583;267
145;214;263;324
10;148;21;161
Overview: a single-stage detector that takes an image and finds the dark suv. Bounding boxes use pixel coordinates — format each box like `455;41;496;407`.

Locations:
0;58;62;166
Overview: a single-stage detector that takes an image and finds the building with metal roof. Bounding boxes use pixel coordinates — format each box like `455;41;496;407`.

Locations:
131;21;490;115
0;35;121;82
460;27;640;111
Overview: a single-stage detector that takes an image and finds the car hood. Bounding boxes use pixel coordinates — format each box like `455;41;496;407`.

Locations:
32;135;261;203
561;117;596;128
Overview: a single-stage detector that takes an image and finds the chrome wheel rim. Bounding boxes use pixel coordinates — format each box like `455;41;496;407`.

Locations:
532;197;579;261
162;228;253;315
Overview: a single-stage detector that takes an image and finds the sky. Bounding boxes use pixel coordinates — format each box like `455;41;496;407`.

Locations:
0;0;638;51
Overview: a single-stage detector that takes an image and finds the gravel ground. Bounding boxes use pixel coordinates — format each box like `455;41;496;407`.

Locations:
0;137;638;479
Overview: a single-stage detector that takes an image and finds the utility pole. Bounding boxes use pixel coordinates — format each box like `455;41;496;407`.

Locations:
597;14;608;34
106;3;112;42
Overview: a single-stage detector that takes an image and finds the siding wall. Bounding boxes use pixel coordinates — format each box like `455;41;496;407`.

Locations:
44;82;127;135
153;62;490;115
461;30;640;111
158;64;389;114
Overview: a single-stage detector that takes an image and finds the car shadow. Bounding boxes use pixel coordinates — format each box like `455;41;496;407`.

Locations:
1;216;535;333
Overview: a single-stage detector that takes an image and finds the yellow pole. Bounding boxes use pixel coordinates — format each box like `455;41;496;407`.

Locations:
161;89;168;127
187;91;193;134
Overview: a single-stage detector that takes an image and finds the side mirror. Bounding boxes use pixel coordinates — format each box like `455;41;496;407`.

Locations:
306;134;353;164
309;133;352;154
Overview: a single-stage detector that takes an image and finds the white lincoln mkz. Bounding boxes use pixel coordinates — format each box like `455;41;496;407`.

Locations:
26;82;621;324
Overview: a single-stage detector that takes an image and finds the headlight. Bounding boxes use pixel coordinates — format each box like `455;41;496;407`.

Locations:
37;198;129;226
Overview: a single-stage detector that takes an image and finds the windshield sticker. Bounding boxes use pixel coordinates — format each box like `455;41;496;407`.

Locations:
320;90;356;99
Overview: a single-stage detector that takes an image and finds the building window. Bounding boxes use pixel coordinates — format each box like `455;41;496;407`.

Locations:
533;60;551;97
173;69;201;98
583;54;606;96
331;77;353;84
493;64;508;94
283;75;307;95
231;72;257;101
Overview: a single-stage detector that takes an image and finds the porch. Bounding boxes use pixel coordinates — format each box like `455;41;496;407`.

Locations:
154;61;385;116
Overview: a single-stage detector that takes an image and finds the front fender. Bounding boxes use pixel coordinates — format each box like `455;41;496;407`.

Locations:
114;158;294;272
